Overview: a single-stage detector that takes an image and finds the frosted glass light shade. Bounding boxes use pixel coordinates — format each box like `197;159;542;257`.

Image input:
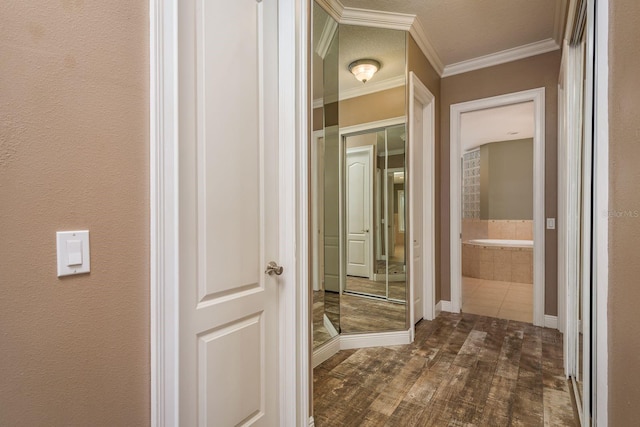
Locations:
348;59;380;83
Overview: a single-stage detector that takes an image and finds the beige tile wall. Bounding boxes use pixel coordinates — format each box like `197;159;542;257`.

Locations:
462;219;533;241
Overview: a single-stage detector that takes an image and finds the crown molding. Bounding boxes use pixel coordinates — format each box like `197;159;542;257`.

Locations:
314;0;560;80
314;0;343;23
442;38;560;77
312;74;405;108
340;7;414;31
554;0;569;44
408;18;445;76
340;74;405;101
316;16;338;59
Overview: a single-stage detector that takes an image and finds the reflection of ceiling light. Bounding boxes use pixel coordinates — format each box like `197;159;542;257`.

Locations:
348;59;380;83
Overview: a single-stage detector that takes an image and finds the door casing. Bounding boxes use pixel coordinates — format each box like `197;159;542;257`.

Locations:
449;88;546;327
149;0;310;425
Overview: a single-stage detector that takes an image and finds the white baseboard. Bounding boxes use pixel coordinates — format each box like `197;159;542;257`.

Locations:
323;313;339;338
435;300;442;317
544;315;558;329
440;300;455;313
340;329;411;350
308;416;315;427
312;336;340;368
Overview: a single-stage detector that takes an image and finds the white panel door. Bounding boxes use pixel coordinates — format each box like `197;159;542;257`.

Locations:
346;147;373;278
178;0;280;425
411;99;424;323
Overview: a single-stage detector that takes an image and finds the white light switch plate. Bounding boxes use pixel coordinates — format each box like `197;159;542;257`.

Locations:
546;218;556;230
56;230;90;277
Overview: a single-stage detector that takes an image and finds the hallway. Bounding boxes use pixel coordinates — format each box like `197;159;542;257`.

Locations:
313;313;577;426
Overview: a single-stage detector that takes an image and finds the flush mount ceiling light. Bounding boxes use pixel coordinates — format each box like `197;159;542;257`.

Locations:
348;59;380;83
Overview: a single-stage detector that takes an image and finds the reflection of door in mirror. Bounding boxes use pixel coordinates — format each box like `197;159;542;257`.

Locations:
346;145;373;279
342;124;406;302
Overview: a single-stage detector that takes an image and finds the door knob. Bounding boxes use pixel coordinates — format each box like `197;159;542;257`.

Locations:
265;261;284;276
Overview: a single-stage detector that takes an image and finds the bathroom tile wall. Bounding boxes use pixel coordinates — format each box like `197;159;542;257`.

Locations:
462;219;533;241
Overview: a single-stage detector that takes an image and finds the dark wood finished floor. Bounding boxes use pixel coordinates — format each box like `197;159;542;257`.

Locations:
346;276;407;301
313;312;577;426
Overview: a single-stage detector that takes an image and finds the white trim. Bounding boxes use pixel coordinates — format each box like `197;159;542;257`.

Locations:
309;416;316;427
150;0;179;424
554;0;569;45
311;130;324;292
339;116;406;137
439;300;454;313
323;313;339;338
408;19;445;76
312;336;341;368
314;0;344;23
339;75;406;101
443;39;560;77
312;75;405;111
593;0;608;423
450;88;546;327
544;315;559;329
339;329;412;349
435;300;442;316
408;72;436;329
340;7;414;31
286;0;311;424
315;16;338;60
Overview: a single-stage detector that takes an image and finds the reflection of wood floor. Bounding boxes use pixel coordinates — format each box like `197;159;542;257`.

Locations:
314;312;578;426
340;293;405;334
375;260;405;275
346;276;406;301
312;291;406;342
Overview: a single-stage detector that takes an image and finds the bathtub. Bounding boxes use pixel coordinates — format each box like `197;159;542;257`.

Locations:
462;239;534;283
466;239;533;249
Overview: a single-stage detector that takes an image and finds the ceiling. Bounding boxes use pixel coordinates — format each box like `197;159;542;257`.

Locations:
460;101;534;152
338;25;406;94
314;0;567;83
339;0;563;68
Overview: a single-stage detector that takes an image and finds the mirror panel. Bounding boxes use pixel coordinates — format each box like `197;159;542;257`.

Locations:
312;2;340;350
338;25;407;334
311;4;408;344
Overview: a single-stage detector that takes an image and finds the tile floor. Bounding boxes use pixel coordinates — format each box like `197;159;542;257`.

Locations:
462;276;533;323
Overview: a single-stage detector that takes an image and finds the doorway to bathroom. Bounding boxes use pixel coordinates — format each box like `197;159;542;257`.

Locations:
450;88;546;327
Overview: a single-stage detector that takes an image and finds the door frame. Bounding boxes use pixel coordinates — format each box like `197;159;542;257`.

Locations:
149;0;310;425
449;88;546;327
408;72;436;325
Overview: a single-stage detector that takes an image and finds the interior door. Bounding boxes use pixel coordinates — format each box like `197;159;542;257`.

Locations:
346;146;373;278
178;0;280;425
411;100;424;323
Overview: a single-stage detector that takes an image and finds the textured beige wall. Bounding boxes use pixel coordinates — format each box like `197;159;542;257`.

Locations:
480;139;534;220
407;35;442;303
608;0;640;422
339;86;406;128
0;1;150;425
440;51;560;314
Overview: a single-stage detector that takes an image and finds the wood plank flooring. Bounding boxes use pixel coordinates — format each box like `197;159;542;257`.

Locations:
313;312;577;426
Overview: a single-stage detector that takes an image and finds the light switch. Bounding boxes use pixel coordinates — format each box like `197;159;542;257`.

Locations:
57;230;90;277
546;218;556;230
66;240;83;266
